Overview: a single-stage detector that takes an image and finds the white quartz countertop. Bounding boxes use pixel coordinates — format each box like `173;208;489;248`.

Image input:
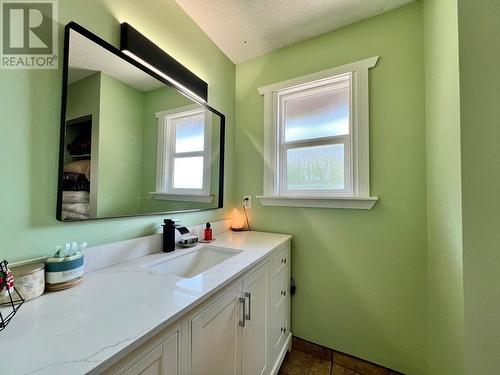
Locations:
0;231;291;375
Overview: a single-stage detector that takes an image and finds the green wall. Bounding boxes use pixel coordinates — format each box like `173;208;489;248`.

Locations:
423;1;500;372
0;0;235;262
66;72;101;124
235;3;427;374
98;72;144;217
423;1;464;374
457;0;500;373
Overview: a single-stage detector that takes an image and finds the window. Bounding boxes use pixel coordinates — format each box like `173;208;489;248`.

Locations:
151;105;213;202
257;57;379;209
279;74;351;196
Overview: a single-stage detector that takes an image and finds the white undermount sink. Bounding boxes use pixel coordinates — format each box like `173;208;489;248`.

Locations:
145;245;243;278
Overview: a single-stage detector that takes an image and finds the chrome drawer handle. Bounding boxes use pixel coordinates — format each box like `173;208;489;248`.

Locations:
239;296;246;327
245;292;251;321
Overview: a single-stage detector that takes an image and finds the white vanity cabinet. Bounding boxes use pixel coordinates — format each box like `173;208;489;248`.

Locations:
108;241;291;375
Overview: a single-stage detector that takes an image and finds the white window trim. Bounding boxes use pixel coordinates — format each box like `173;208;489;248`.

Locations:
150;104;212;201
256;56;379;210
148;192;213;203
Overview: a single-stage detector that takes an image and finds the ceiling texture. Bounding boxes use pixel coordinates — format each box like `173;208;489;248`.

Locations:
174;0;415;64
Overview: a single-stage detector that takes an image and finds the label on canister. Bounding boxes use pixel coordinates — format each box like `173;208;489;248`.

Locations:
46;265;84;284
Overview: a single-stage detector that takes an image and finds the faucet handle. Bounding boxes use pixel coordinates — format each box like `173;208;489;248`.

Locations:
164;218;182;226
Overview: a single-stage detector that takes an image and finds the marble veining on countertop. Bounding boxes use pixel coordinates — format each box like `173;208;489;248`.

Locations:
0;231;291;375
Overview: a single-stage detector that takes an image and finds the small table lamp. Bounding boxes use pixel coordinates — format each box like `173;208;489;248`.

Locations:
231;208;245;231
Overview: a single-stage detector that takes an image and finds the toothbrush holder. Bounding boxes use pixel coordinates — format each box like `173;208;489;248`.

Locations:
45;252;84;291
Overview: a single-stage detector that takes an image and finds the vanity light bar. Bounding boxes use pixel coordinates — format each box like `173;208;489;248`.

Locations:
122;50;206;103
120;22;208;102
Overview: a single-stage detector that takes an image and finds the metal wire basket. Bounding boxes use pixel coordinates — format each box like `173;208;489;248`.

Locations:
0;260;25;332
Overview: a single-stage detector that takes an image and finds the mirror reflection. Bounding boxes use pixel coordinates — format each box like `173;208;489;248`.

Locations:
59;27;223;221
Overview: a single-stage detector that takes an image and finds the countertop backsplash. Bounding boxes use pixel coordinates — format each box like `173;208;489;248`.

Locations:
9;219;231;273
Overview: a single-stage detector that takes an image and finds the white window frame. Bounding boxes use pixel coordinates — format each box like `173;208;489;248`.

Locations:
257;57;379;209
150;104;213;203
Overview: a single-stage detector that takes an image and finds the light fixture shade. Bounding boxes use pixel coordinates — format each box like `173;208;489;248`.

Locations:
120;22;208;102
231;208;245;231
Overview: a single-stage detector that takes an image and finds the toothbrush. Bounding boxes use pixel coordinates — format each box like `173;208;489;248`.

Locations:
78;242;88;253
60;243;71;257
70;241;78;256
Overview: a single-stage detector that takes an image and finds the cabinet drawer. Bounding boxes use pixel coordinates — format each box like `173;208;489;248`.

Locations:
270;271;288;311
269;301;289;355
272;246;289;278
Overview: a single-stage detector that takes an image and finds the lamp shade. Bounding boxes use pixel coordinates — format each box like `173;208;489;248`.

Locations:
231;208;245;231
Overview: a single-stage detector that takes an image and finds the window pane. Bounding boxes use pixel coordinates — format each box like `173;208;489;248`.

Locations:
173;157;204;189
175;114;204;153
284;87;349;142
286;144;344;190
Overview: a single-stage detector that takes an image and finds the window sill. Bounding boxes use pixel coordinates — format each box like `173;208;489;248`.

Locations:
256;195;378;209
149;192;214;203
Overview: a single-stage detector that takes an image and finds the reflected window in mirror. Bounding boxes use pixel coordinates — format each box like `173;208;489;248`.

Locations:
156;105;212;200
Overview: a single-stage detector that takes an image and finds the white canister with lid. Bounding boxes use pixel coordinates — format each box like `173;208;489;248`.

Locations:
0;263;45;303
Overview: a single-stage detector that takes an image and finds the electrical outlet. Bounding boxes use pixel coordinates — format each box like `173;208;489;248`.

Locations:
242;196;251;209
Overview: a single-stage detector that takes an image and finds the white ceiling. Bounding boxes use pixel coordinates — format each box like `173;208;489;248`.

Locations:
174;0;415;64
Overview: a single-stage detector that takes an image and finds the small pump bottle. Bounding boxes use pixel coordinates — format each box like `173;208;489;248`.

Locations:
204;222;213;241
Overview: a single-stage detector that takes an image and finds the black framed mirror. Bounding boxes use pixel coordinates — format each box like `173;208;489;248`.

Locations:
57;23;224;222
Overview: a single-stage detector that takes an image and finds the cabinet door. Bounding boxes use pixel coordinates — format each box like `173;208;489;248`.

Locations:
242;262;269;375
119;331;179;375
162;331;180;375
190;286;242;375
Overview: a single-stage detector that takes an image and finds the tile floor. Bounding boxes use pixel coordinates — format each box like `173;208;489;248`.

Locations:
279;337;403;375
